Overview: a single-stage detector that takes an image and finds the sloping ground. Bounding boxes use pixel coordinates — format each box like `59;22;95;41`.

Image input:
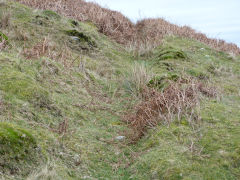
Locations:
14;0;240;55
0;1;240;179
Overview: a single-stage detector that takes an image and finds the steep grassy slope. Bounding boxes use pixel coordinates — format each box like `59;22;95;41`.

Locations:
129;38;240;179
0;1;240;179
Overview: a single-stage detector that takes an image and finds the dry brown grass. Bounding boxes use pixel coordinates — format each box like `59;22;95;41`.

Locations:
135;18;240;55
22;37;75;67
124;78;217;140
23;37;51;59
15;0;240;55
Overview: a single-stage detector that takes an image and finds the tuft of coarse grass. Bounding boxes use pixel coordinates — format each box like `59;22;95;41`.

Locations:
124;62;153;97
26;161;60;180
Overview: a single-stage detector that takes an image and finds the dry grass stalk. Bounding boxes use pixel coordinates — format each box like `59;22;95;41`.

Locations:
58;118;68;135
50;118;68;135
0;100;3;110
15;0;240;55
0;12;11;29
14;29;29;41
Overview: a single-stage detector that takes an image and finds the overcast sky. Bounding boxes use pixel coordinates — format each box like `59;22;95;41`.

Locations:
86;0;240;47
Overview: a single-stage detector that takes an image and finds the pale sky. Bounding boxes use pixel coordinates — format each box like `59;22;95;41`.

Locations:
86;0;240;47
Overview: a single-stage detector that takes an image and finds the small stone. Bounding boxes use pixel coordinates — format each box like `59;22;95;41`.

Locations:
70;36;80;41
74;154;80;161
115;136;125;141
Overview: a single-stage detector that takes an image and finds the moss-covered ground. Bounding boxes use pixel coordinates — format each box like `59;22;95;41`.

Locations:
0;1;240;179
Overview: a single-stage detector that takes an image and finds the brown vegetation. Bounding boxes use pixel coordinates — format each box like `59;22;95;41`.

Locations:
125;78;217;140
15;0;135;45
135;19;240;55
22;37;74;67
23;37;51;59
15;0;240;55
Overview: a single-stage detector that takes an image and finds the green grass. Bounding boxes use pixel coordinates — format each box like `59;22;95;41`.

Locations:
0;1;240;179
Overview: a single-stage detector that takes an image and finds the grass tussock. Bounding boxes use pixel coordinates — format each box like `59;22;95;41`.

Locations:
15;0;240;55
125;78;217;140
26;161;59;180
126;62;153;97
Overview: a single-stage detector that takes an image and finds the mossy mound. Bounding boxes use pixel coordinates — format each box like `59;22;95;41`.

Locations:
148;73;179;90
33;15;51;26
42;10;61;20
0;123;42;175
65;29;97;51
157;47;187;60
0;67;49;102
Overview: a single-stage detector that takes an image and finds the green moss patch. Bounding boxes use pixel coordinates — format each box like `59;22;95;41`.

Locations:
148;73;179;90
65;29;97;50
0;31;8;42
0;123;42;175
32;15;51;26
157;47;187;60
0;67;49;102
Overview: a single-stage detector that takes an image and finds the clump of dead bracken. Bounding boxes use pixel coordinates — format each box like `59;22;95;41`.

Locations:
124;78;217;141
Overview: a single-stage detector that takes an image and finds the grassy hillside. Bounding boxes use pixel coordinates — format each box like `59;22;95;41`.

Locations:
15;0;240;55
0;1;240;179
